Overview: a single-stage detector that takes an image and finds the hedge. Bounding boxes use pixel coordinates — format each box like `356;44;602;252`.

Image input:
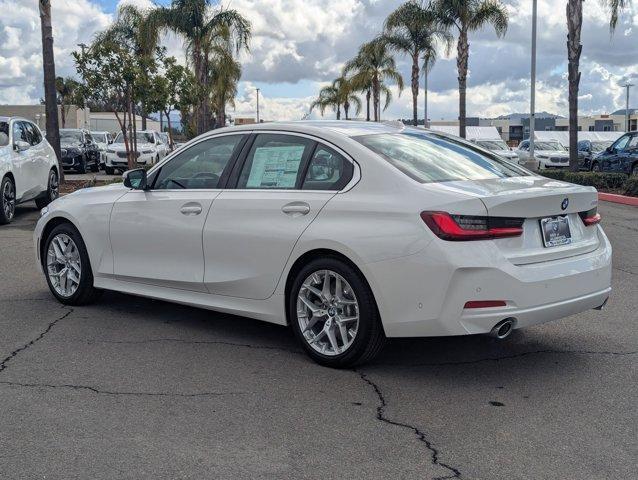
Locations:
540;170;635;195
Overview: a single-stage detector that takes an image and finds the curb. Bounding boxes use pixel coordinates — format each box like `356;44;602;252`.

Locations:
598;192;638;207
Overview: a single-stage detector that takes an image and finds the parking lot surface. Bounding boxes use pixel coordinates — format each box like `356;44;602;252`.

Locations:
0;202;636;479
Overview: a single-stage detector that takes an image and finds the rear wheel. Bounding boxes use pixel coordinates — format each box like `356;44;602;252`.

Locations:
631;163;638;176
90;160;99;172
43;223;102;305
0;176;16;225
591;162;600;172
105;166;114;175
289;257;385;368
77;158;86;174
35;169;59;209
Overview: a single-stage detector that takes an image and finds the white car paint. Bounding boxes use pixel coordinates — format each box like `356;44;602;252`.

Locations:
91;131;112;166
104;130;167;171
35;121;611;342
471;138;520;163
516;139;569;169
1;116;58;209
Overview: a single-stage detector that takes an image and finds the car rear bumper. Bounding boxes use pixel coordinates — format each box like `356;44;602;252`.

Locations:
364;226;612;337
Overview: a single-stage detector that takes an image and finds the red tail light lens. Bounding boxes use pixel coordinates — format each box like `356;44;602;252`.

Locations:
420;211;524;241
579;208;601;226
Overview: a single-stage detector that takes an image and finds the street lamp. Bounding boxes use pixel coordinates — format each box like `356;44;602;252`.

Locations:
256;88;260;123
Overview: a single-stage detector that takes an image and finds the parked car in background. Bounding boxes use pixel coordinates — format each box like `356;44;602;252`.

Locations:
60;129;100;173
576;140;612;171
472;139;520;164
516;140;569;170
91;131;113;170
159;132;173;153
0;116;59;224
34;121;611;367
590;132;638;176
104;130;167;174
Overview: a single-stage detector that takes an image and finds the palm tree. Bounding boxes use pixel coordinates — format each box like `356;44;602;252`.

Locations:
333;76;362;120
382;1;451;126
344;40;404;122
143;0;250;135
566;0;582;171
434;0;508;138
604;0;631;31
55;77;80;128
422;48;436;128
39;0;63;180
310;84;342;119
207;37;242;128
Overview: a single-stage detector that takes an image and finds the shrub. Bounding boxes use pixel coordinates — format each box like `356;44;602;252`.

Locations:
540;171;628;190
624;176;638;196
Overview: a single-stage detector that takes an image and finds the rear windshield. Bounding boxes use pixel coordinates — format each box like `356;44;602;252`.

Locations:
355;132;529;184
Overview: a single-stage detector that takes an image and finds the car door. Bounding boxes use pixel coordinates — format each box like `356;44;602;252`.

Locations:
108;133;247;292
10;120;39;200
603;135;629;172
202;132;355;300
618;135;638;174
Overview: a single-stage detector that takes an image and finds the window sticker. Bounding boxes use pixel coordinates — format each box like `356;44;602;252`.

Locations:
246;145;305;188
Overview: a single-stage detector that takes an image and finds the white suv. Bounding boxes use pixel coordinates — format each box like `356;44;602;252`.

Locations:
104;130;167;174
0;117;59;224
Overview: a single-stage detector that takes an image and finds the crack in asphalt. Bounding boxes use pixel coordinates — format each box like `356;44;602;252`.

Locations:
0;380;249;398
356;370;462;479
93;337;303;354
0;307;73;375
613;266;637;276
397;348;638;368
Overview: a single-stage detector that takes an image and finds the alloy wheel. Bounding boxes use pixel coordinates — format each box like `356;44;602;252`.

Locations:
296;269;360;356
2;179;15;221
46;233;81;297
49;170;59;201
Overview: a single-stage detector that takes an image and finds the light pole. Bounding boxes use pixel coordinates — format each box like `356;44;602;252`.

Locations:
622;82;633;132
529;0;538;162
256;88;260;123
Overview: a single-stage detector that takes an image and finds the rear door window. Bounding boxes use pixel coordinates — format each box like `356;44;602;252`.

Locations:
301;145;353;191
236;134;314;189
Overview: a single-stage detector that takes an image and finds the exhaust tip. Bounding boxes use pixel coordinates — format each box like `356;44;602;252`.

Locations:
489;319;515;340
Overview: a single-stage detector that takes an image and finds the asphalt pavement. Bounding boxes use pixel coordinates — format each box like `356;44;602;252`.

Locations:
0;201;636;480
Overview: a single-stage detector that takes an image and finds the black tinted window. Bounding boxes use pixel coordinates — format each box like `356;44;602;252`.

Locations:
154;135;244;190
24;122;42;145
356;132;528;184
237;134;313;189
12;122;29;143
302;145;353;190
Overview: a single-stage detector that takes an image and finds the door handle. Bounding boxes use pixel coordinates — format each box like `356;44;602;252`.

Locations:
180;203;202;216
282;202;310;216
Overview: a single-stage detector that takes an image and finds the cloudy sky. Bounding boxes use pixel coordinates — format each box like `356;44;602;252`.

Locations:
2;0;637;121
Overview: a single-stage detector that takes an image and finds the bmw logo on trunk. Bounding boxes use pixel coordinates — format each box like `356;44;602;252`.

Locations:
561;198;569;210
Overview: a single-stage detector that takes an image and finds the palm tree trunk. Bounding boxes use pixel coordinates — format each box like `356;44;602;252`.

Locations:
411;53;419;127
141;105;147;130
336;105;341;120
424;66;429;128
344;100;350;120
567;0;582;172
60;103;67;129
366;89;371;122
373;77;380;122
39;0;63;181
165;110;173;148
457;27;469;139
192;41;209;136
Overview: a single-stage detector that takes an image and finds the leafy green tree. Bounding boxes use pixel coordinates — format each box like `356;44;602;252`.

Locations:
55;77;81;129
344;39;404;122
143;0;251;134
434;0;508;138
382;1;451;126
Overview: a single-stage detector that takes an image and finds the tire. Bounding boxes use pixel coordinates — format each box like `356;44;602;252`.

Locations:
90;160;99;173
0;175;16;225
77;158;86;174
631;163;638;177
35;169;59;209
591;162;600;172
288;257;386;368
42;223;102;305
105;167;114;175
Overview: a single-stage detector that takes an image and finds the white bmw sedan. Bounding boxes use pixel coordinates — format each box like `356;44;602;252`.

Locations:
34;121;612;367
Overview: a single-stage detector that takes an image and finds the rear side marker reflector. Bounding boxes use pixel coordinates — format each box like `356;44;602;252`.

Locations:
464;300;507;309
420;211;524;241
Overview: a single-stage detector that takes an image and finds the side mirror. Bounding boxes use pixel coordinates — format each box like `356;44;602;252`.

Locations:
123;168;148;190
606;146;614;153
14;140;30;152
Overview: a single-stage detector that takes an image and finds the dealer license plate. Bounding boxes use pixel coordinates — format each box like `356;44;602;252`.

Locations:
540;215;572;248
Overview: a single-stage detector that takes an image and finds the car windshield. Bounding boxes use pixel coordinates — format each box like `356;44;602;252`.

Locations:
355;132;529;184
535;141;565;151
591;142;610;153
476;140;509;151
94;133;108;143
60;131;83;143
0;122;8;146
140;132;155;143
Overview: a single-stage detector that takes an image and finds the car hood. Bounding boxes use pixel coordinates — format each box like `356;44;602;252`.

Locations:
534;150;568;157
61;142;82;148
109;143;155;152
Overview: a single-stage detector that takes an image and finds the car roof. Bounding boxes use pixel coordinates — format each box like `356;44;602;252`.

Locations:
216;120;414;138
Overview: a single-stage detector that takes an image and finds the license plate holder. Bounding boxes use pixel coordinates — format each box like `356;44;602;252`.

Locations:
540;215;572;248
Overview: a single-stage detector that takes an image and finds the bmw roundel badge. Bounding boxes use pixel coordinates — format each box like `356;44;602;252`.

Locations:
561;198;569;210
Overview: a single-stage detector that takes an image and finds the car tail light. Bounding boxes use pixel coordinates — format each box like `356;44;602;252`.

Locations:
464;300;507;309
579;208;601;226
420;211;524;241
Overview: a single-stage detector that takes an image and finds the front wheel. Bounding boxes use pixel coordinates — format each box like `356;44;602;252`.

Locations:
591;162;600;172
43;223;102;305
288;257;386;368
77;158;86;174
631;164;638;176
105;166;114;175
35;169;59;209
0;176;16;225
